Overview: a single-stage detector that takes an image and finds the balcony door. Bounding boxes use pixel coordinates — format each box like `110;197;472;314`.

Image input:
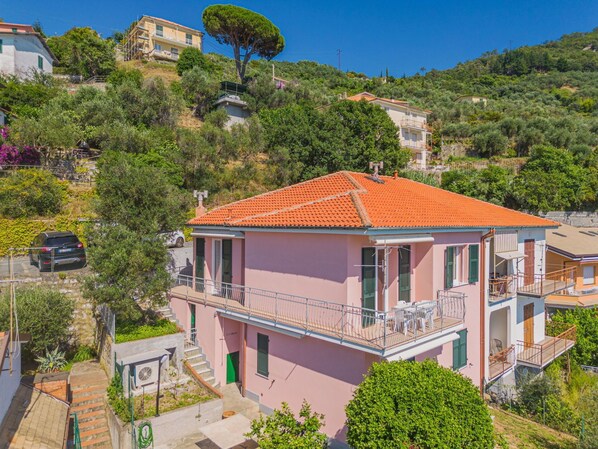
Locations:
524;239;535;286
398;246;411;302
523;303;534;348
362;248;376;327
213;239;232;295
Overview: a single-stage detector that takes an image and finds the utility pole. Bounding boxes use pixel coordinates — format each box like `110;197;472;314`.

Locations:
337;49;342;71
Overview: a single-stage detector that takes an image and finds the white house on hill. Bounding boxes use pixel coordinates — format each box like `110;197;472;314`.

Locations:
0;22;56;79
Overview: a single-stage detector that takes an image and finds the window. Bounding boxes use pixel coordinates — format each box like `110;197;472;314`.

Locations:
468;244;479;283
453;329;468;370
186;33;192;45
583;265;595;286
156;24;163;37
0;39;3;54
11;28;17;33
37;56;43;70
171;47;179;55
155;44;162;51
257;333;269;377
445;246;465;288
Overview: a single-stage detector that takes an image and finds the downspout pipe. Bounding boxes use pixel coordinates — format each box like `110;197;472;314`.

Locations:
480;229;495;394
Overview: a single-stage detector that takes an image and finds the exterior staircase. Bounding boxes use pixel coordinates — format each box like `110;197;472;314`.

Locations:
69;362;112;448
157;304;219;388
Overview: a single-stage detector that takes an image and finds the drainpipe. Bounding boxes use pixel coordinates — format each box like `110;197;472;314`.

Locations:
480;229;495;394
242;322;247;396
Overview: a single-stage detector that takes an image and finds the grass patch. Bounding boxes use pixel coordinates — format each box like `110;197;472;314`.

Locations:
61;345;97;372
491;407;578;449
116;318;179;343
132;380;215;419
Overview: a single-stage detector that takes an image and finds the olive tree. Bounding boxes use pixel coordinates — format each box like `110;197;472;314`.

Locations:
202;5;285;81
346;360;495;449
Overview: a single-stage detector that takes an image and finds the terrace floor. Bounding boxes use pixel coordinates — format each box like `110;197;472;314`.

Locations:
517;280;571;297
517;336;576;368
489;359;515;381
546;292;598;308
170;285;462;352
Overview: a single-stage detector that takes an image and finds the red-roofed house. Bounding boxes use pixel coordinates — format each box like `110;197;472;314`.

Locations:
347;92;431;168
168;171;576;444
0;23;56;79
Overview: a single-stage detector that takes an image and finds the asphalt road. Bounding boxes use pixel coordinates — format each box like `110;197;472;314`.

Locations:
0;242;193;280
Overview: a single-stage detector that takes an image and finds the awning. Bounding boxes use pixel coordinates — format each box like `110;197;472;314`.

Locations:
370;234;434;245
191;229;245;239
496;250;526;260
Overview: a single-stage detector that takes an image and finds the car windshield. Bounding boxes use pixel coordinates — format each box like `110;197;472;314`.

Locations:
46;236;79;246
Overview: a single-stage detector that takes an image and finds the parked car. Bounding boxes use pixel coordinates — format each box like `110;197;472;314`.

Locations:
29;231;86;272
159;230;185;248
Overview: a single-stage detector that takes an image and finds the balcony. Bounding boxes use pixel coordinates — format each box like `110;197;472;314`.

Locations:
152;33;194;47
489;275;517;303
150;49;179;61
516;324;576;368
170;275;465;356
516;267;575;297
400;119;429;131
488;345;515;381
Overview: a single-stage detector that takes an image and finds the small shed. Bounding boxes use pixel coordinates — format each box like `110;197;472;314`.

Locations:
214;94;250;129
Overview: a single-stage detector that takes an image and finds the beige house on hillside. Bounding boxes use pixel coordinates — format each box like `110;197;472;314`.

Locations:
123;15;203;62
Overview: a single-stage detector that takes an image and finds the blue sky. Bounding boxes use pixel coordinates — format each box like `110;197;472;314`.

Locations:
4;1;597;76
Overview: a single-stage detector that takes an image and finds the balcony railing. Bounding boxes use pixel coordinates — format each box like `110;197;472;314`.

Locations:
488;345;515;381
150;49;179;61
489;275;517;303
516;267;575;297
516;325;576;368
152;32;195;47
400;119;428;131
171;275;465;353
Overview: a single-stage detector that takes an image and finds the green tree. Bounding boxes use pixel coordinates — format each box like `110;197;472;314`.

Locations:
176;47;213;76
47;27;116;78
0;287;74;358
345;360;495;449
247;400;327;449
550;308;598;366
202;5;285;81
0;169;66;218
180;66;220;118
579;384;598;449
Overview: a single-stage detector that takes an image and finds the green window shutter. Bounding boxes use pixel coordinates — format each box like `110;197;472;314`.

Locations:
453;329;468;370
195;238;205;278
445;246;454;289
38;55;43;69
257;333;269;377
468;244;479;284
361;248;376;327
222;239;232;284
0;40;3;54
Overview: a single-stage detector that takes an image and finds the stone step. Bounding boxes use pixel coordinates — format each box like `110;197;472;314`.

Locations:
80;432;111;448
71;402;105;414
185;349;203;359
79;418;108;431
202;376;216;386
71;385;107;397
186;355;206;365
72;393;105;406
191;361;209;372
77;409;105;422
80;426;109;440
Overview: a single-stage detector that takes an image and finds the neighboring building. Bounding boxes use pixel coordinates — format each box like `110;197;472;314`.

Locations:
123;15;203;62
545;224;598;309
455;95;488;105
347;92;431;168
214;95;250;129
168;170;575;444
0;332;27;426
0;23;56;78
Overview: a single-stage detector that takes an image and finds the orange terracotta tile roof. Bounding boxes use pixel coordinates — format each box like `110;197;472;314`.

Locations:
189;171;558;230
346;92;431;113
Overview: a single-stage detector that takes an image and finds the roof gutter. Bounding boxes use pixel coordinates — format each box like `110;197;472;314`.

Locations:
480;228;495;394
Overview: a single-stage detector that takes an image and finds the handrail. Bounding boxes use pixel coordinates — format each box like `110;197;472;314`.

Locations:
516;325;576;367
173;275;466;351
488;344;515;380
72;413;82;449
489;275;517;303
516;267;575;297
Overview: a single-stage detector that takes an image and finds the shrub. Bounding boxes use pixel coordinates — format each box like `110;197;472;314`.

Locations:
107;371;131;422
0;169;66;218
247;400;327;449
176;47;213;76
0;287;74;358
550;308;598;366
579;385;598;449
36;347;67;372
115;318;179;343
345;360;495;449
0;144;41;166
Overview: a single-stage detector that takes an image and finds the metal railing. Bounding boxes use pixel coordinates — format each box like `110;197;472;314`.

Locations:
488;345;515;380
400;119;428;131
172;275;466;351
72;413;82;449
489;275;517;303
516;325;576;367
517;267;576;297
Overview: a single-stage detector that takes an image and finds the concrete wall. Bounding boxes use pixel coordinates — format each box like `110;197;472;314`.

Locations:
0;34;53;78
106;397;222;449
0;341;21;427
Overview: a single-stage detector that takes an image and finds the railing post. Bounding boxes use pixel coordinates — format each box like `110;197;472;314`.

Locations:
274;293;278;323
340;305;345;340
383;311;387;349
247;289;251;318
305;298;309;330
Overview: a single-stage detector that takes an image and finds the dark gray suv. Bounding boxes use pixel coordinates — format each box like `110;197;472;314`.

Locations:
29;231;86;272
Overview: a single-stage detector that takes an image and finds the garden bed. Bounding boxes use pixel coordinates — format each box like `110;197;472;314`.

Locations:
115;318;179;343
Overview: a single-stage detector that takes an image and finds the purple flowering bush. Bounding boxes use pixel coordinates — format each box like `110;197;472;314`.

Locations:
0;144;41;167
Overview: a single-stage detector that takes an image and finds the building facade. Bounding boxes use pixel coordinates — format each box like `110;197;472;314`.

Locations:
0;23;56;79
123;16;203;62
168;171;575;444
347;92;431;168
544;224;598;309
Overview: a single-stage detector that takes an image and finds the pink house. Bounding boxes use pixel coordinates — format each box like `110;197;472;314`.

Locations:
168;171;576;444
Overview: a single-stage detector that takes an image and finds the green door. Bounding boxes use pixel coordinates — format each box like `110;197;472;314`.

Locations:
195;238;205;292
189;304;196;343
362;248;376;327
226;351;239;384
399;245;411;302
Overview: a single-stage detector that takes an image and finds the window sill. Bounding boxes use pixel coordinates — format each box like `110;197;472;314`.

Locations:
256;373;269;380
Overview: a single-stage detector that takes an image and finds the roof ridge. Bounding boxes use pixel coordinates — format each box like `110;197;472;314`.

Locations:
349;191;372;227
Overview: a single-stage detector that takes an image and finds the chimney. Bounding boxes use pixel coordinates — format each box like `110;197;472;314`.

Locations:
193;190;208;216
393;170;398;179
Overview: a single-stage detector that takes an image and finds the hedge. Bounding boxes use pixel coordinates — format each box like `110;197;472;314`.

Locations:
0;216;90;256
